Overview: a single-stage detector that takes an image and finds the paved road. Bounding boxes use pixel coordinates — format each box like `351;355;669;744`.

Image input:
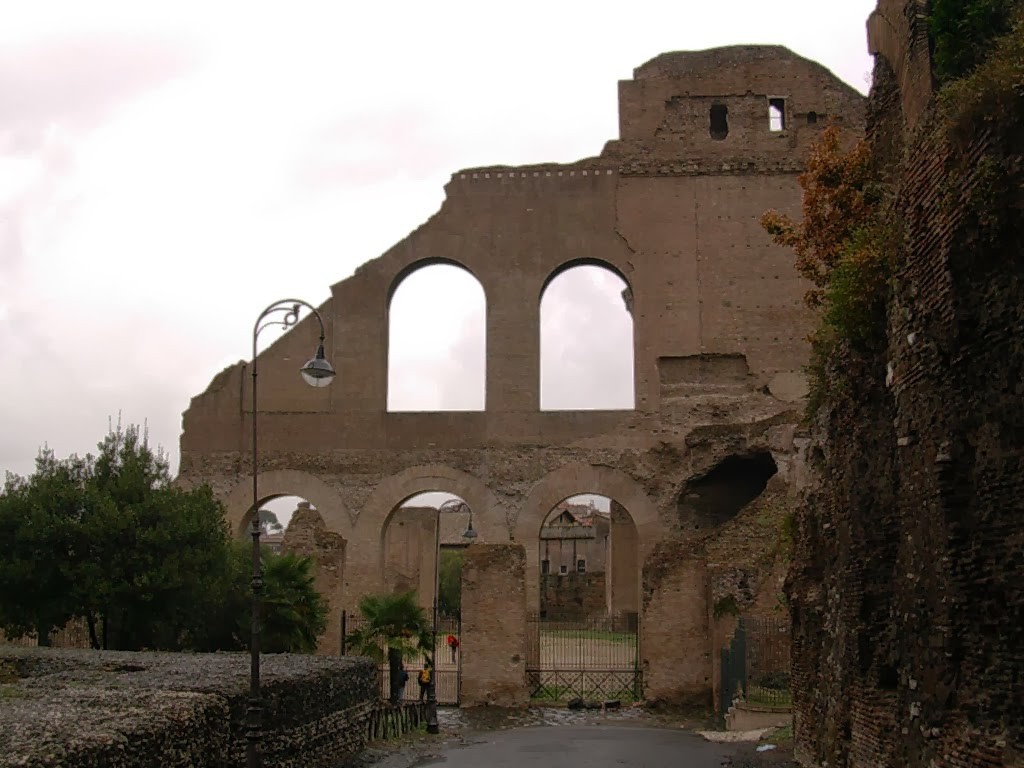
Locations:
413;725;736;767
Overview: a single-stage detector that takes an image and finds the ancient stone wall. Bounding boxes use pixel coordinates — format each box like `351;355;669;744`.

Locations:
641;539;710;705
788;3;1024;764
0;648;378;768
539;572;607;620
460;545;528;707
178;45;865;707
281;501;347;655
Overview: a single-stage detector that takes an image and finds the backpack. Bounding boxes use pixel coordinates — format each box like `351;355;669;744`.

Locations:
418;668;431;684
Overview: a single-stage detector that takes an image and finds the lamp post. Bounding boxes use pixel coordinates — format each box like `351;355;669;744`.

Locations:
426;498;477;735
249;299;336;768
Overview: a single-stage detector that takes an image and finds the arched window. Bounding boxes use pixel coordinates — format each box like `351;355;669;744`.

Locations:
539;263;634;410
387;263;485;411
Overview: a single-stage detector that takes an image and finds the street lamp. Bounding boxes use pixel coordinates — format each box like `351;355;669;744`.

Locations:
248;299;335;768
426;498;478;735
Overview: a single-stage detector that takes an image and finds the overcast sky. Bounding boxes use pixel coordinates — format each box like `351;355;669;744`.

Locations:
0;0;876;483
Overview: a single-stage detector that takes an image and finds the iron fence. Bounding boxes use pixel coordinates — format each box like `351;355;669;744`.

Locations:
743;615;791;707
341;611;461;705
526;612;642;702
0;619;91;649
720;615;791;712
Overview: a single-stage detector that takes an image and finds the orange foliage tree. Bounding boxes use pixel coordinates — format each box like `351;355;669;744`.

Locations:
760;124;879;310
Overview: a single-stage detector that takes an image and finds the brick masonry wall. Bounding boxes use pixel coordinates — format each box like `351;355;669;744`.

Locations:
788;7;1024;765
641;538;711;705
281;502;347;655
175;45;865;712
540;572;607;620
460;545;529;707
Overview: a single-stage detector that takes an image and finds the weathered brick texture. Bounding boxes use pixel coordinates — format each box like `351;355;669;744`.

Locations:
460;545;529;707
788;3;1024;765
177;45;865;707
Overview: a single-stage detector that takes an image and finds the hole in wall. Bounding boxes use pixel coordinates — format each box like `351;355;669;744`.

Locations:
677;451;779;529
710;104;729;140
807;111;818;125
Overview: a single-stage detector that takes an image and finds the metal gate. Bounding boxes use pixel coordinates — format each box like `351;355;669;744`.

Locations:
341;611;461;705
720;615;792;713
720;618;747;713
526;612;642;702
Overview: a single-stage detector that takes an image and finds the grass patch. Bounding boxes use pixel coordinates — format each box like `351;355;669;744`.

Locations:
746;685;793;708
530;684;640;703
541;630;635;644
0;684;30;700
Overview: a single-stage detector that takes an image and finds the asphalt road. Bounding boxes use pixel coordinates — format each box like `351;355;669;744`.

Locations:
413;725;736;767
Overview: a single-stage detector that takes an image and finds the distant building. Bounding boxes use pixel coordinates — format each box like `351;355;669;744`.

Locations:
539;502;610;576
538;502;611;620
262;530;285;553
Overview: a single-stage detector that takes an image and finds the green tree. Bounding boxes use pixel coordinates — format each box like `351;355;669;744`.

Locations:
0;420;328;654
437;549;464;619
258;508;284;532
0;450;90;643
346;591;431;703
185;542;328;654
930;0;1014;83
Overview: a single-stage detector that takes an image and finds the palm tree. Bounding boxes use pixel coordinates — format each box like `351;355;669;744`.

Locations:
346;591;432;704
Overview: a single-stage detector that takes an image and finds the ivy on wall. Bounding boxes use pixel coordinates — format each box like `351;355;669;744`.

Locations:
930;0;1015;83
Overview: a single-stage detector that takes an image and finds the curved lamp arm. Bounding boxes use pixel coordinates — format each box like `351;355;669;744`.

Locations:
246;296;335;768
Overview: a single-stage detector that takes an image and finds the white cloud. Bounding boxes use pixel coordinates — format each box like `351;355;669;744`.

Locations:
0;0;878;479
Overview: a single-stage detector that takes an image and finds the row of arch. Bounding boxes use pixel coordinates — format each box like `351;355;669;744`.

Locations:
227;463;661;613
230;463;659;551
387;261;635;412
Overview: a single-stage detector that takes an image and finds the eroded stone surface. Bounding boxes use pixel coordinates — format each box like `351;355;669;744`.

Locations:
177;45;865;706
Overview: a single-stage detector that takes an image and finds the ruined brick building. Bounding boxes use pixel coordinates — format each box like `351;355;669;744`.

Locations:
787;0;1024;765
179;45;864;705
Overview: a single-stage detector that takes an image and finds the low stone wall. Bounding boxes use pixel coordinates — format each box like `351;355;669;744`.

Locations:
0;647;378;768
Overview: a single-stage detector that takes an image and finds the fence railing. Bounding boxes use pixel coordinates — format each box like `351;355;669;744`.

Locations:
341;611;461;705
720;614;792;712
743;615;791;707
365;702;428;741
0;619;92;649
525;612;642;702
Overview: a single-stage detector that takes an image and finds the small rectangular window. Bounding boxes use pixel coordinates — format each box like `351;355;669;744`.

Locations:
576;559;586;573
769;98;786;132
541;559;550;575
559;564;568;575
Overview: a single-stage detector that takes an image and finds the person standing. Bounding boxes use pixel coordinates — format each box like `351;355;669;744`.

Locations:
417;659;432;702
446;634;460;663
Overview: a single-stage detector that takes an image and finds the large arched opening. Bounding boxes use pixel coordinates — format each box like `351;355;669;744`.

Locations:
387;261;486;412
237;490;346;656
529;491;642;703
539;261;634;411
373;490;479;706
